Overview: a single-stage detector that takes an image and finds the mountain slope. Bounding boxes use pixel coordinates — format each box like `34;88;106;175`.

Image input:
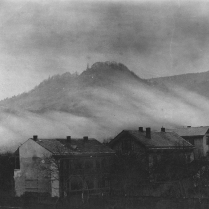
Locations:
1;61;209;150
0;61;150;114
148;71;209;98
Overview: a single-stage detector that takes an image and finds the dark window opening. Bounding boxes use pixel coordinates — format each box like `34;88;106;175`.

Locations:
61;159;69;178
84;160;93;170
186;154;191;163
98;177;109;188
96;160;100;169
206;137;209;145
101;159;107;168
71;178;83;191
105;180;109;187
63;159;69;170
74;160;83;170
122;139;132;151
98;178;105;188
188;139;194;145
153;155;158;165
85;179;94;189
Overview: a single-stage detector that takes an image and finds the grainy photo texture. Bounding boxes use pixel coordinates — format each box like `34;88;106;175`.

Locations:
0;0;209;208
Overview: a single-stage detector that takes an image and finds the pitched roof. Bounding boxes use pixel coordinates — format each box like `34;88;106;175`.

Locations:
170;126;209;137
111;130;193;149
32;138;115;155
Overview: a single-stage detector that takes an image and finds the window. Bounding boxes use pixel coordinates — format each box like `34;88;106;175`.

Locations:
96;160;100;169
188;139;194;145
98;178;105;188
101;159;107;168
71;178;83;191
85;178;94;189
153;155;158;165
74;160;83;170
122;139;132;151
63;159;69;170
186;154;191;163
206;137;209;145
84;160;93;170
61;159;69;177
98;177;109;188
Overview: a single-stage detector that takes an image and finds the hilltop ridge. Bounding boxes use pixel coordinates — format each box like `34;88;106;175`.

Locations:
0;61;148;114
1;61;209;147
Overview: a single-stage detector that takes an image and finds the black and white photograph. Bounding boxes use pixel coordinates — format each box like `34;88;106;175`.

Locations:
0;0;209;208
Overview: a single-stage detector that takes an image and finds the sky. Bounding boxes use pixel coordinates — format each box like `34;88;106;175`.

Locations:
1;0;209;100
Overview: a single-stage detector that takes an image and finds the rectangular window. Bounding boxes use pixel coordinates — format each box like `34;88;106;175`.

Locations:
206;137;209;145
153;155;158;165
105;180;109;187
122;139;132;151
96;160;100;169
74;160;83;170
61;159;69;179
63;160;67;170
189;139;194;145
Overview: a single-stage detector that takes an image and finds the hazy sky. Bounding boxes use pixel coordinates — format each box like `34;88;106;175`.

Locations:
1;0;209;100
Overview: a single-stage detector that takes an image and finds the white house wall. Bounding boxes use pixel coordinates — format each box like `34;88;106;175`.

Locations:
194;137;204;158
203;135;209;157
50;161;60;197
14;139;59;197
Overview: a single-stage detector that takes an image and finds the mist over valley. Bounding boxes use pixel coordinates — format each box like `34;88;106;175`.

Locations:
1;61;209;151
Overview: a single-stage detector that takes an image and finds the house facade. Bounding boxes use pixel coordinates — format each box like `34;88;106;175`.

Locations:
171;126;209;159
14;135;115;198
109;127;195;168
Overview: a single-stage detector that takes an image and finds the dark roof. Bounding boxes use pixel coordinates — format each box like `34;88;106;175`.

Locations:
169;126;209;137
111;130;194;149
32;138;115;155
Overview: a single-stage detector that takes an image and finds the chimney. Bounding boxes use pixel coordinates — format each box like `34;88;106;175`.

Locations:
146;128;151;139
33;135;38;141
83;136;88;142
67;136;71;143
161;127;165;132
139;127;143;132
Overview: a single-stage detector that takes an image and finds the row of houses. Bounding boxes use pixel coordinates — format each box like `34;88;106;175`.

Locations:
13;126;209;198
